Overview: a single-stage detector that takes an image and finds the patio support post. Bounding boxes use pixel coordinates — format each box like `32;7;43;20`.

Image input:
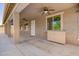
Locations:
4;23;8;35
4;20;11;37
6;20;11;37
13;12;20;43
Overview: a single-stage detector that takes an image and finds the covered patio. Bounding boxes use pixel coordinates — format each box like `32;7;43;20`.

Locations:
2;3;79;55
3;3;79;45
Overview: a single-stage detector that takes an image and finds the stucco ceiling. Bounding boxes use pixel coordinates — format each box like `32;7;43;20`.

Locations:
20;3;77;19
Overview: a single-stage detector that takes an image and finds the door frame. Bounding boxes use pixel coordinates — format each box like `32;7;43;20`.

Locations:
31;20;35;36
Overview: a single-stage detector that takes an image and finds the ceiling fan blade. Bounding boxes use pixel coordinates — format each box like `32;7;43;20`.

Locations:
48;9;55;11
40;7;55;15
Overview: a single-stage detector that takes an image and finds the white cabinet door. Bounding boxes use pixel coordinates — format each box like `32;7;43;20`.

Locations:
31;20;35;36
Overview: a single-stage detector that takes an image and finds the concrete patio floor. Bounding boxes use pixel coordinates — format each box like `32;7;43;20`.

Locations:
0;33;79;56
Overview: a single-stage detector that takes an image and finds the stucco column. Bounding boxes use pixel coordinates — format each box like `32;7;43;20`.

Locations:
4;23;7;34
77;13;79;40
13;12;20;43
7;20;11;37
4;20;11;37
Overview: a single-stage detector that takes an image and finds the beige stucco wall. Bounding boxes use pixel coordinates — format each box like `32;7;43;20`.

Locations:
63;7;79;45
35;15;47;39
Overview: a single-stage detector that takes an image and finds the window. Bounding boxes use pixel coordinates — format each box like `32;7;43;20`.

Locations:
53;15;61;30
47;14;62;31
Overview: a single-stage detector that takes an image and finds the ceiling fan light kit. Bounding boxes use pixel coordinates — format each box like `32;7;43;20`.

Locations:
44;11;48;14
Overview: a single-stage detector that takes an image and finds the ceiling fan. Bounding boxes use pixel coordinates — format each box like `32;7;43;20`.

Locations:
40;7;55;15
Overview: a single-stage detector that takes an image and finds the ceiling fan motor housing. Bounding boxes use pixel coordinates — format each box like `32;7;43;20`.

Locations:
43;7;49;11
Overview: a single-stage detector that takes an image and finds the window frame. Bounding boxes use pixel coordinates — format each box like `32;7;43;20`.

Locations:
46;12;64;31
